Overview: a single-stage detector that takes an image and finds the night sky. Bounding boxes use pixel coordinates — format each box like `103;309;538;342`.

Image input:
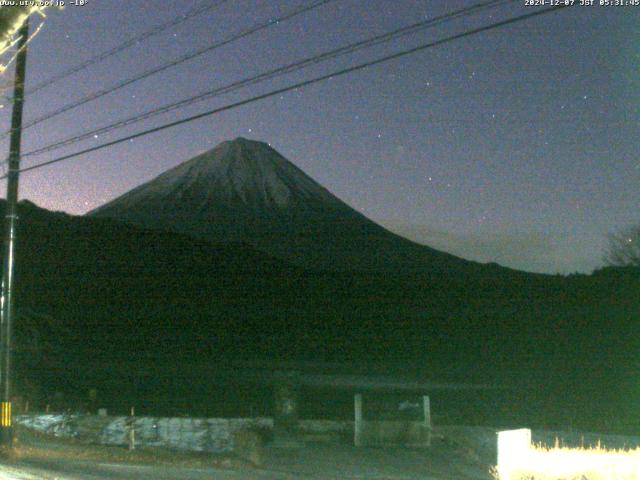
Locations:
0;0;637;274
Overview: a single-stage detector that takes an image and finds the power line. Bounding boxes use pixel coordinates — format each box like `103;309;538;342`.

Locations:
6;0;336;138
7;5;572;179
24;0;231;96
24;0;514;158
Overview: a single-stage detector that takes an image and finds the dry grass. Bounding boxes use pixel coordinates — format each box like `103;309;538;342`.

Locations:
494;442;640;480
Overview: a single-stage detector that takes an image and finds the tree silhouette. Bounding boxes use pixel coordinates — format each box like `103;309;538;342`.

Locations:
605;225;640;267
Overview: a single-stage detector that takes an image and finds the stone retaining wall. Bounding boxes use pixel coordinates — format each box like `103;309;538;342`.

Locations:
15;414;354;453
16;414;273;453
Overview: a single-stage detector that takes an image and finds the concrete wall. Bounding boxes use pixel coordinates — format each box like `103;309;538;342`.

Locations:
358;420;430;447
16;414;273;453
15;414;358;453
16;414;430;451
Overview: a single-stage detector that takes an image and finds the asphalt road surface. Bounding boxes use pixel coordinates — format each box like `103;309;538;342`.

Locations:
0;459;297;480
0;443;490;479
1;425;495;479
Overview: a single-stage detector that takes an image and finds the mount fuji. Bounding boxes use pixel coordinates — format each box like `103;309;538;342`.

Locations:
89;137;486;273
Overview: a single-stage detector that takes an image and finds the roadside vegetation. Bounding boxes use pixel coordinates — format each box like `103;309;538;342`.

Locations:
494;442;640;480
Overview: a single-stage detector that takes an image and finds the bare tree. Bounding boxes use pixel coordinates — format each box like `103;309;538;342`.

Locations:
605;225;640;267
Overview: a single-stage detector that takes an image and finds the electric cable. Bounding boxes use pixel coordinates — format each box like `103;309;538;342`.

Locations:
23;0;514;158
5;0;336;138
25;0;231;96
6;4;572;179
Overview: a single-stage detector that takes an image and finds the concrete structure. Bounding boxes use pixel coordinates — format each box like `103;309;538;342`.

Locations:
496;428;531;479
354;394;363;447
15;414;354;454
353;393;431;448
272;371;301;448
422;395;432;447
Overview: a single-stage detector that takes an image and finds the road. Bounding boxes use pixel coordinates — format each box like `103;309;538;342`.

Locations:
0;458;298;480
2;425;494;479
0;445;490;480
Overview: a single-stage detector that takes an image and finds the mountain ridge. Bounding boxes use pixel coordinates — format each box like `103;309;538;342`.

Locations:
89;137;504;274
1;199;637;428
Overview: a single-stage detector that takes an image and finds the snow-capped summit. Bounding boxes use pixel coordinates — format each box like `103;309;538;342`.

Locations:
93;138;339;213
89;138;474;272
144;137;341;208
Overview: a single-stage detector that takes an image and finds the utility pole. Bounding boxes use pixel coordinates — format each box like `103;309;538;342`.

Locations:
0;17;29;448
